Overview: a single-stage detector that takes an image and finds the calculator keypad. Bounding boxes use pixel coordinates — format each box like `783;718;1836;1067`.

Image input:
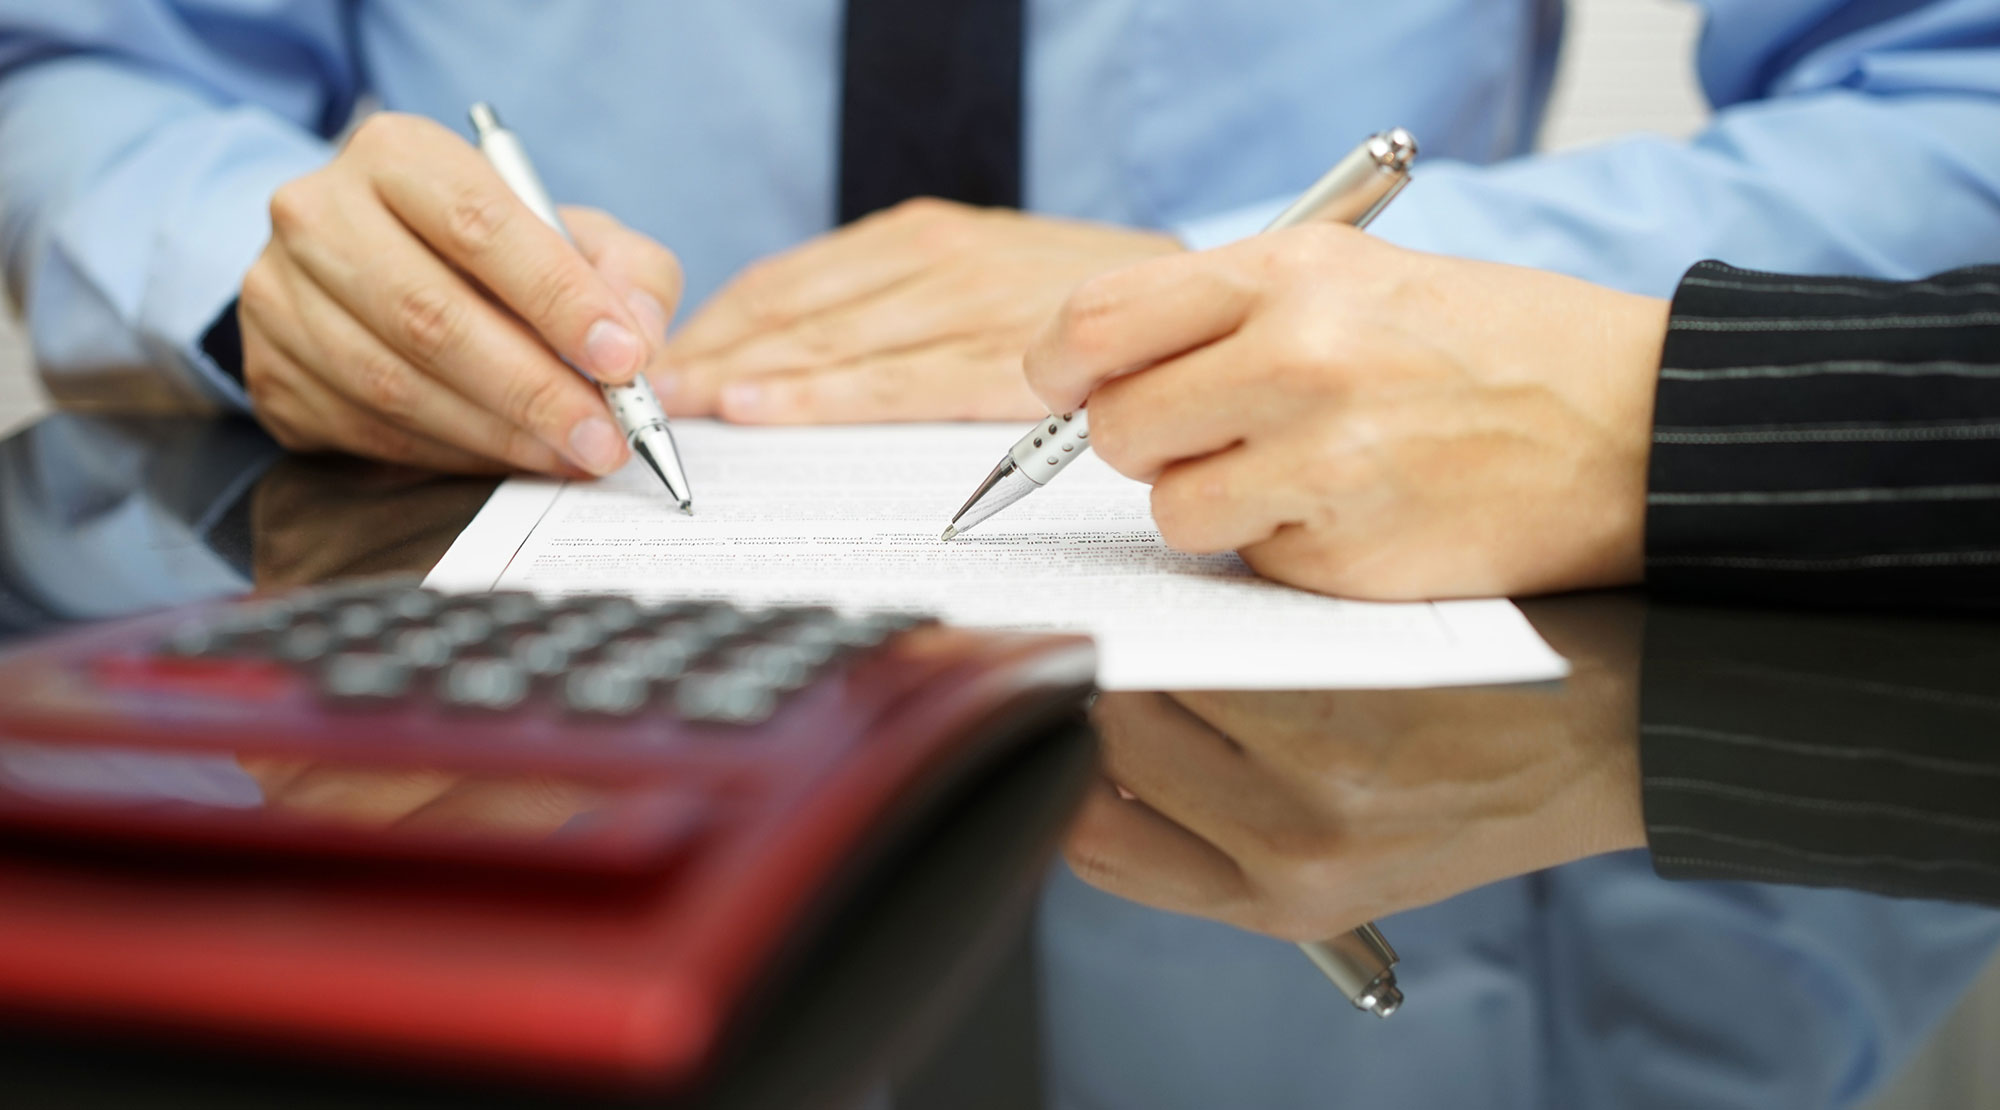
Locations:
152;580;931;726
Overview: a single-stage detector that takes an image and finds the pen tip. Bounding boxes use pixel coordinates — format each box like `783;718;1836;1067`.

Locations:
678;500;694;516
940;526;959;542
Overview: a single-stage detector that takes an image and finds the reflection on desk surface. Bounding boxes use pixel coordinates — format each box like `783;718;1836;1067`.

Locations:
4;412;2000;1110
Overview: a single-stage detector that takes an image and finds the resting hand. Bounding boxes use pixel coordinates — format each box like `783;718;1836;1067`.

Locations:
242;112;684;476
1025;227;1671;600
662;198;1179;423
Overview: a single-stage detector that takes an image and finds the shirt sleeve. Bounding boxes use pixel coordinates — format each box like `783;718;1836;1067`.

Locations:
1638;601;2000;908
1179;0;2000;293
1643;261;2000;611
0;3;358;409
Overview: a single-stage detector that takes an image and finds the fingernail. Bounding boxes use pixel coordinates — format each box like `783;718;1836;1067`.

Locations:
721;382;763;416
584;319;643;380
567;416;625;474
627;289;670;341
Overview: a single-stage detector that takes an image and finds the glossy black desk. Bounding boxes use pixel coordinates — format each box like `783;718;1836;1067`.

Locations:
1;413;1995;1109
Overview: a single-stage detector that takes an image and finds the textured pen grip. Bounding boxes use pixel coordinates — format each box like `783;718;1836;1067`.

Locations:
601;376;667;436
1007;411;1091;485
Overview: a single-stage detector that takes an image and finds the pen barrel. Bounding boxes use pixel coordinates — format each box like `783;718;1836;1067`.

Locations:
1007;411;1091;485
1299;925;1401;1017
1264;128;1417;233
470;108;572;244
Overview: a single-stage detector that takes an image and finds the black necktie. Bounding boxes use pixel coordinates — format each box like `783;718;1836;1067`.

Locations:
837;0;1024;223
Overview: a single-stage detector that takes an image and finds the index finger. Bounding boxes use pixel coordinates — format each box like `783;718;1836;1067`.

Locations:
360;115;654;386
1024;247;1259;413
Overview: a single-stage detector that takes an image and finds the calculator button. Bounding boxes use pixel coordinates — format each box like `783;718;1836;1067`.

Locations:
565;595;644;635
330;602;389;643
603;634;703;681
274;621;335;663
388;627;455;670
320;652;413;704
724;643;815;689
546;612;608;654
485;592;547;629
436;608;497;648
507;633;572;678
381;588;444;624
438;659;529;712
675;673;780;725
562;665;651;717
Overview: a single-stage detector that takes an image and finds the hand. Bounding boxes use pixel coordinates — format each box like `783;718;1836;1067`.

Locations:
1064;595;1648;940
662;198;1180;423
1024;226;1673;600
241;112;684;476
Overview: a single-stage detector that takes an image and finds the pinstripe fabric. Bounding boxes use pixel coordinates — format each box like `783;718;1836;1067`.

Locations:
1646;261;2000;612
1640;603;2000;904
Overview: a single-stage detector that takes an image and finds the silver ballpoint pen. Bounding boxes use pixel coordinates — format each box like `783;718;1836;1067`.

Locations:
469;103;694;512
941;127;1417;544
947;129;1419;1019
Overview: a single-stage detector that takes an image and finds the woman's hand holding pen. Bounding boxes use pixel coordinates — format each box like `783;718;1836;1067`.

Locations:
1023;226;1672;600
241;112;684;476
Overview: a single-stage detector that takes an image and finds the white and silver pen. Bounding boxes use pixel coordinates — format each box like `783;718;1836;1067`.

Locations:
945;129;1419;1020
469;103;694;512
941;128;1417;543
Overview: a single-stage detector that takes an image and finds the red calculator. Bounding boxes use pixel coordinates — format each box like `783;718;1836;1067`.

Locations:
0;579;1096;1091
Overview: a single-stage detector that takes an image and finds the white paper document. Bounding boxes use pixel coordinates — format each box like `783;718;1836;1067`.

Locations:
426;422;1567;690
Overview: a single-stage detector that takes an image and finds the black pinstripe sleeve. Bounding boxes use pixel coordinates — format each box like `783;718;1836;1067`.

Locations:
1644;261;2000;612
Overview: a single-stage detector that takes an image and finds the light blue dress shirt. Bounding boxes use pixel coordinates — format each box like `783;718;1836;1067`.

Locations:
2;3;1999;1107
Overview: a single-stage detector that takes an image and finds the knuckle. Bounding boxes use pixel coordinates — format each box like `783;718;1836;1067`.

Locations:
265;180;314;240
238;258;282;317
1148;478;1203;549
353;348;415;414
522;262;597;330
441;185;514;257
391;284;470;363
501;367;574;431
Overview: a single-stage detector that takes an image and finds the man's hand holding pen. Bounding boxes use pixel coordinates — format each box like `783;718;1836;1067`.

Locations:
242;112;684;478
1023;227;1674;601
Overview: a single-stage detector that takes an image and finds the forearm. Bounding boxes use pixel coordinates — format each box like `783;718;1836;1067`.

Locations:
0;7;350;408
1643;261;2000;611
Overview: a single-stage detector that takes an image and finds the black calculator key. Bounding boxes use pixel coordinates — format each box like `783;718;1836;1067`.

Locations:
562;665;651;717
438;659;529;712
320;652;414;704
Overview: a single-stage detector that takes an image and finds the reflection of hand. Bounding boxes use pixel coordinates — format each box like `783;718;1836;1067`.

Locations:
238;756;595;839
1025;227;1671;600
242;112;683;475
1065;596;1647;940
662;199;1180;423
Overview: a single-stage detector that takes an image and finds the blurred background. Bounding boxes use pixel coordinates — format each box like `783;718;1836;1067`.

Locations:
0;2;1992;1105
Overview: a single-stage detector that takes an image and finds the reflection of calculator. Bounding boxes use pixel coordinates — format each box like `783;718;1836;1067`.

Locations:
0;578;1096;1089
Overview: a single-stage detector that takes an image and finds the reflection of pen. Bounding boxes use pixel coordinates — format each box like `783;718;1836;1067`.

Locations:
468;103;694;512
954;130;1418;1019
941;128;1417;542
